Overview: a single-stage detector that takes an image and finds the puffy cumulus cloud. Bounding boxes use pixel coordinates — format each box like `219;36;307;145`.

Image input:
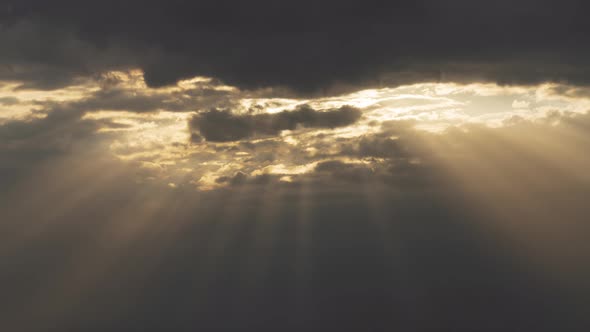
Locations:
2;1;590;95
190;105;362;142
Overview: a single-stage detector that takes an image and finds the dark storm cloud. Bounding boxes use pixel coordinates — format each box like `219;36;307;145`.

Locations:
0;20;135;90
2;0;590;93
190;105;362;142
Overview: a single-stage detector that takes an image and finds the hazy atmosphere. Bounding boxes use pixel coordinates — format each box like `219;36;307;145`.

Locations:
1;1;589;331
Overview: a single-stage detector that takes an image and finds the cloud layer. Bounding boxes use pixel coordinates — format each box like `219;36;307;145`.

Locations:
2;0;590;93
190;105;362;142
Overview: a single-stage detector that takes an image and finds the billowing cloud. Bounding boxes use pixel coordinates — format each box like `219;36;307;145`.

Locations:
190;105;362;142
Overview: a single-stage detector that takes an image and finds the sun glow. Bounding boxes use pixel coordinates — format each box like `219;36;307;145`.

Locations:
4;70;590;191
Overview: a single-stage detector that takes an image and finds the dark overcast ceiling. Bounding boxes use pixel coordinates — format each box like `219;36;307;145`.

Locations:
2;0;590;93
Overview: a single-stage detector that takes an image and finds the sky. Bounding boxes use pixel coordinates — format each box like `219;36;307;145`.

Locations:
1;1;590;331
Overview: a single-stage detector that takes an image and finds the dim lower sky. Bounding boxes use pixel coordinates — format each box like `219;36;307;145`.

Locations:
1;70;590;332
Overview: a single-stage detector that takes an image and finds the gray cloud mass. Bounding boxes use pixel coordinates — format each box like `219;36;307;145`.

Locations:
2;0;590;94
190;105;362;142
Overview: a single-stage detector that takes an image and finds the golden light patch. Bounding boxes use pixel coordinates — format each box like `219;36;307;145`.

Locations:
5;70;590;189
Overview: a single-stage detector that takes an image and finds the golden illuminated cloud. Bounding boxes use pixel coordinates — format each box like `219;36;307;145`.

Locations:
2;70;590;191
